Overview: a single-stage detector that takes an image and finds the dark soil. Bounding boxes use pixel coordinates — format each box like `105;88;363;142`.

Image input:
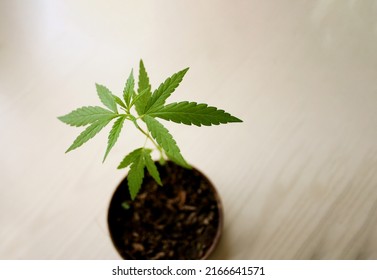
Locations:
107;161;222;260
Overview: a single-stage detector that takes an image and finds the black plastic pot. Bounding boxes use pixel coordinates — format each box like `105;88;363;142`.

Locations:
107;161;223;260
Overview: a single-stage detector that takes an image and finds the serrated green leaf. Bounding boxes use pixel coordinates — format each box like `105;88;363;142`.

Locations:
135;60;152;115
143;149;162;185
117;147;145;169
123;70;135;108
138;60;151;93
103;116;126;162
95;84;118;113
129;88;149;109
147;101;243;126
118;148;146;199
128;159;145;200
144;115;190;168
58;106;116;127
112;94;127;109
66;118;114;153
144;67;189;113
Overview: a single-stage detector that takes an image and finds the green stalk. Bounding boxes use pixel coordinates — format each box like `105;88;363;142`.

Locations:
130;116;166;164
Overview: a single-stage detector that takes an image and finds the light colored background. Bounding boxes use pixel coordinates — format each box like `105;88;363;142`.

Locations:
1;0;377;259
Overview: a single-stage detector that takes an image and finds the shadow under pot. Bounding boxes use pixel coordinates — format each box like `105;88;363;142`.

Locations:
107;161;223;260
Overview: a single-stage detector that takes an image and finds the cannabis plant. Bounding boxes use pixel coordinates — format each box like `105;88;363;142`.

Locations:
58;60;242;199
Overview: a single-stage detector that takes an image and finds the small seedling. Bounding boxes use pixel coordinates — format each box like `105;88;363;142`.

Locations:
58;60;242;199
121;201;131;210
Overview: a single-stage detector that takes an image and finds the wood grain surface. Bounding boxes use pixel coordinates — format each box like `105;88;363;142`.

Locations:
1;0;377;259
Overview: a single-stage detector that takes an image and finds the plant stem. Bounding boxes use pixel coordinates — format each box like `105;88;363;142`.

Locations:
131;117;166;164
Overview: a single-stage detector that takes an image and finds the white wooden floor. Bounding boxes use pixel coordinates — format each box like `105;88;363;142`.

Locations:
1;0;377;259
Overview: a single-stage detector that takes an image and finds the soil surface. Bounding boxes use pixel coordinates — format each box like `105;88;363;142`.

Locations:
108;161;222;260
